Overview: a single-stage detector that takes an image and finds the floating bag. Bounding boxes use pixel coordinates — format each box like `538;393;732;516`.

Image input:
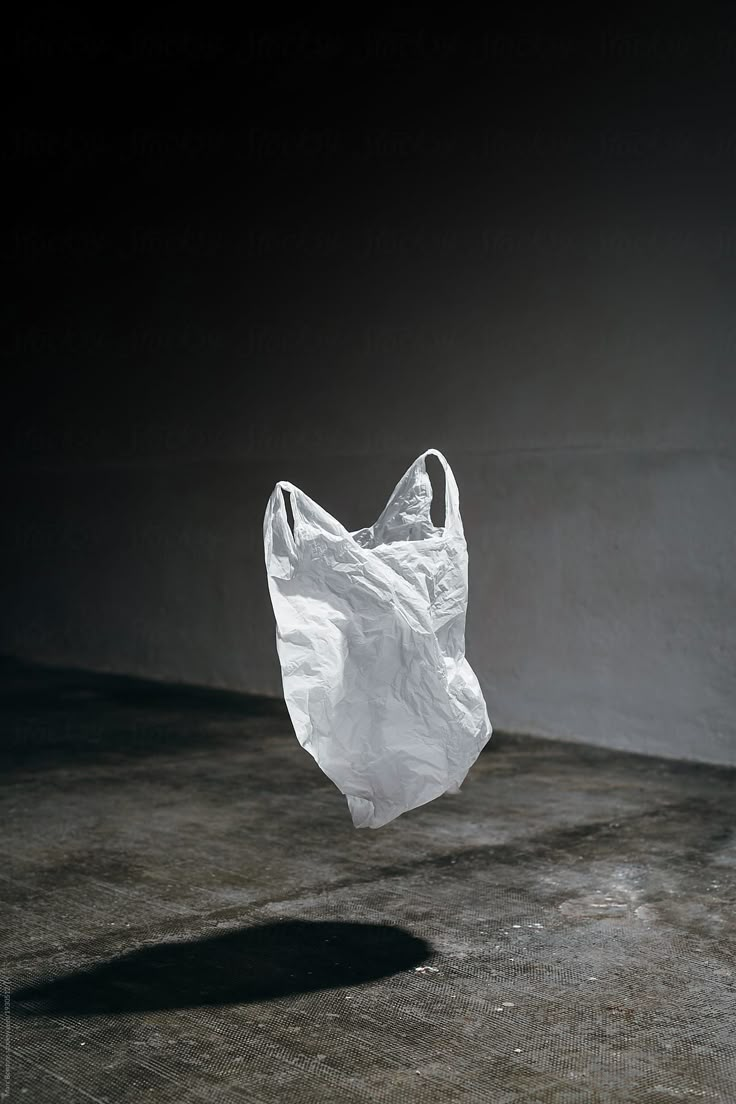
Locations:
263;449;492;829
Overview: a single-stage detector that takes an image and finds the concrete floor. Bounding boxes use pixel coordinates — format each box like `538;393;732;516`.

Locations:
2;657;735;1103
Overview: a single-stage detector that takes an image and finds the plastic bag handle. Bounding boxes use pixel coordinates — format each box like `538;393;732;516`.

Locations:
278;483;301;547
264;481;301;579
419;448;462;535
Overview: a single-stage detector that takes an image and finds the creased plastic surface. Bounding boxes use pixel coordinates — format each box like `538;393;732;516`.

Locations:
263;449;492;829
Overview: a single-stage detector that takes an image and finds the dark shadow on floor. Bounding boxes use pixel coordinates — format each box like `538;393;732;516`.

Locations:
0;655;289;775
12;920;433;1015
0;655;287;716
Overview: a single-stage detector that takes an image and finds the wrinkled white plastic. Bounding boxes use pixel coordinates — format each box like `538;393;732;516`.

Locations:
263;448;492;829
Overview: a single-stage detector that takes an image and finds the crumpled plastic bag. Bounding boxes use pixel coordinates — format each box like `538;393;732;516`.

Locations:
263;448;492;828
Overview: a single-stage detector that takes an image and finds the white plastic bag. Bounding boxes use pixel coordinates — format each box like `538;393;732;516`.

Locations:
263;448;492;829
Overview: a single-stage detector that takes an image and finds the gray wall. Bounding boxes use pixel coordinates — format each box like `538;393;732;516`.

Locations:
4;22;735;764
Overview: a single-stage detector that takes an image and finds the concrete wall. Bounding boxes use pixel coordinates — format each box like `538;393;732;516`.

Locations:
3;20;735;764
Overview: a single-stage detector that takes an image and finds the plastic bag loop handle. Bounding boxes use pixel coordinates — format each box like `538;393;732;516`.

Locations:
280;484;300;546
264;481;301;578
418;448;462;534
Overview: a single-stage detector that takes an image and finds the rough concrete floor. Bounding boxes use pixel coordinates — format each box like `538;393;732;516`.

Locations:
1;656;735;1104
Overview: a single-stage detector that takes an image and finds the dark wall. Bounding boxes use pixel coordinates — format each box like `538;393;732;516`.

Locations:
4;14;736;763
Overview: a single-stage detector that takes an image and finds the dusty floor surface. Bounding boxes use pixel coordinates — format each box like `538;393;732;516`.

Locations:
1;656;735;1103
